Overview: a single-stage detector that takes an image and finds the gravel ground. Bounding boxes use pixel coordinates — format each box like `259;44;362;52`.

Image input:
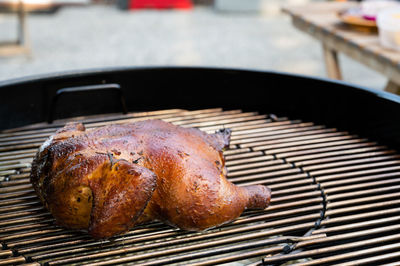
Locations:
0;4;387;90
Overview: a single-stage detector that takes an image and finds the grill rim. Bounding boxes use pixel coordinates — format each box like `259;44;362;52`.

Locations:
0;65;397;102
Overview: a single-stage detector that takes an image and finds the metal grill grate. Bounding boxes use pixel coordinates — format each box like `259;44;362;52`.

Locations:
0;108;399;265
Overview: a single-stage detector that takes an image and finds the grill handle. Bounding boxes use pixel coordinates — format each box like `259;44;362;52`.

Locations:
48;83;128;124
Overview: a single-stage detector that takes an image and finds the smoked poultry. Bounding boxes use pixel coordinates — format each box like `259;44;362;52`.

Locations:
30;119;271;239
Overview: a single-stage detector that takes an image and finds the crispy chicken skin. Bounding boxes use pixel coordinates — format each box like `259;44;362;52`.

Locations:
30;119;271;239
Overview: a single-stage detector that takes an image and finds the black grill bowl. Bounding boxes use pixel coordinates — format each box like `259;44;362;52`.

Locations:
1;66;399;149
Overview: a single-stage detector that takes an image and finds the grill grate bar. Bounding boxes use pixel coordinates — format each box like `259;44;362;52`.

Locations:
234;173;308;187
322;171;400;189
0;249;13;258
0;221;55;236
314;211;400;235
0;255;26;265
226;121;309;136
0;200;41;214
263;139;371;155
320;206;400;229
227;158;284;171
0;178;31;188
333;250;400;266
326;200;400;220
310;159;400;176
239;131;350;149
327;191;400;210
325;177;400;195
317;165;400;182
293;241;400;266
225;154;275;166
0;189;36;200
228;164;299;178
230;125;327;141
198;118;289;133
285;145;387;162
232;127;338;145
301;154;400;171
262;232;400;265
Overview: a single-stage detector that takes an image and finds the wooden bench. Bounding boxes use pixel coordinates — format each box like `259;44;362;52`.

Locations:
0;0;89;56
0;0;30;56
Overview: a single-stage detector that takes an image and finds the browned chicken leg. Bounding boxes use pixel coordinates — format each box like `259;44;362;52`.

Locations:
31;120;271;239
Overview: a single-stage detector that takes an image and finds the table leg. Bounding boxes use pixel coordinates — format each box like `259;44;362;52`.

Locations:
384;80;400;95
17;0;31;54
322;44;342;80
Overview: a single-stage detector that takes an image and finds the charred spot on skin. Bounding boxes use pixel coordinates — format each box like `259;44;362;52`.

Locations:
177;150;190;159
132;157;142;164
127;169;139;176
111;149;121;156
193;181;199;191
77;197;81;202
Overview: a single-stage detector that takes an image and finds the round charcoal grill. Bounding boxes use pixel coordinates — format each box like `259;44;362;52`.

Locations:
0;67;399;265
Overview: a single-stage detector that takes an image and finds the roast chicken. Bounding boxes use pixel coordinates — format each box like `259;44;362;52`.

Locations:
30;119;271;239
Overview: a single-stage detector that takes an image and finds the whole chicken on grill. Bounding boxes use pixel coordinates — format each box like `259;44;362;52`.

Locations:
30;119;271;239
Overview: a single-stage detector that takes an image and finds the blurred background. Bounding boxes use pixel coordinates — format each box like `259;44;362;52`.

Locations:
0;0;392;90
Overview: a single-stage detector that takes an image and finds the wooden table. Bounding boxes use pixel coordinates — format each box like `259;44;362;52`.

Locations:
283;2;400;94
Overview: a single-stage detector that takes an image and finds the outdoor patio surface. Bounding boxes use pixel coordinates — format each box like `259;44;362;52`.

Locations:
0;4;387;90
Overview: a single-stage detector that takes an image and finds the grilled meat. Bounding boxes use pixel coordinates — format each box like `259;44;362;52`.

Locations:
30;119;271;239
